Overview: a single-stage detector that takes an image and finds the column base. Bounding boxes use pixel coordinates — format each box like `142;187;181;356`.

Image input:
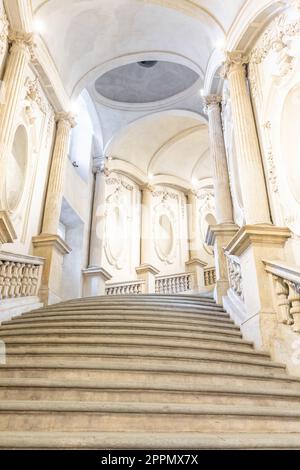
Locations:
185;258;207;293
225;224;291;349
206;224;239;304
136;264;160;294
0;210;17;248
82;267;112;297
32;234;71;305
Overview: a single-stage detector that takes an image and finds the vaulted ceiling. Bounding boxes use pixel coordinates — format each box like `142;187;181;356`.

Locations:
31;0;248;187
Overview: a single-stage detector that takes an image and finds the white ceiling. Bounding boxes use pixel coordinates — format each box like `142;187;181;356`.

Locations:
32;0;247;187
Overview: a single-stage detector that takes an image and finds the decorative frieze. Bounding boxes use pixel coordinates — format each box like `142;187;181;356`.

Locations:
249;13;300;78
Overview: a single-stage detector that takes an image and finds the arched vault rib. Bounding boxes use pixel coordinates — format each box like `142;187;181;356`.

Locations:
34;0;225;34
147;124;207;176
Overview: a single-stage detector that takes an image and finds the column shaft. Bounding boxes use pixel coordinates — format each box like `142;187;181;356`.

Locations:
140;186;153;265
42;114;75;234
223;52;271;225
0;32;33;208
89;161;106;267
204;95;234;225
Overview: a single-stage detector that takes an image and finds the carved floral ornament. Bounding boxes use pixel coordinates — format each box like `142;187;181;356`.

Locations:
0;4;8;54
202;94;222;115
249;12;300;67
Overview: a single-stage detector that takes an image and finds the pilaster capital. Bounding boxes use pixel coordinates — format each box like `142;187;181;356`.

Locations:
92;156;108;175
141;184;155;193
202;94;222;115
8;29;35;55
221;51;249;79
55;112;77;129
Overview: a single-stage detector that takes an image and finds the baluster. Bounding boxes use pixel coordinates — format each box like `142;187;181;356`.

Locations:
3;262;11;299
274;277;292;325
0;261;5;300
288;281;300;333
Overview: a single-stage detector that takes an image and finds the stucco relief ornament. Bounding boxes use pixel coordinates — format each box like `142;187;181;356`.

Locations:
220;51;249;79
151;188;179;202
0;6;8;54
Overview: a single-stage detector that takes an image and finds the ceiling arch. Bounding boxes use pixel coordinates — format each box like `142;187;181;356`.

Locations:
105;109;210;187
31;0;247;97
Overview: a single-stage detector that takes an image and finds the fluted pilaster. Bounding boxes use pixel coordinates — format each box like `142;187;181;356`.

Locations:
222;51;271;225
0;30;34;208
203;94;234;225
42;113;76;234
186;190;200;259
89;157;107;267
140;185;153;265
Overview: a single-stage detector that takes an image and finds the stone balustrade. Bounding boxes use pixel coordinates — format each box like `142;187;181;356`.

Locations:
204;267;216;287
264;260;300;333
106;280;145;296
226;254;244;301
155;273;192;295
0;251;44;300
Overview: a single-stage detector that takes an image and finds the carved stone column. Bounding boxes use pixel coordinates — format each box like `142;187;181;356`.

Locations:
42;113;76;235
0;31;34;244
88;157;107;268
32;113;75;305
136;185;159;293
203;94;238;303
222;51;271;225
185;190;207;292
82;157;112;298
203;95;234;224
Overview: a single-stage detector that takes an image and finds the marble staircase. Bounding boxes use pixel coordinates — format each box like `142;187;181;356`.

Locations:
0;294;299;449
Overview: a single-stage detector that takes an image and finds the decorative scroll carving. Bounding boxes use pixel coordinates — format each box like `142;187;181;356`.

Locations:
151;188;179;202
155;273;192;295
249;13;300;78
262;121;279;194
106;176;134;192
227;255;244;301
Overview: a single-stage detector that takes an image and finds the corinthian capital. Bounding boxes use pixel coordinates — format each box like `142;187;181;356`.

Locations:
202;94;222;114
55;112;77;129
221;51;248;79
8;29;35;48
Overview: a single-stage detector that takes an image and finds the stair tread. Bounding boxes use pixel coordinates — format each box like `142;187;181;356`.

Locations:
0;377;298;396
1;400;300;416
0;431;299;449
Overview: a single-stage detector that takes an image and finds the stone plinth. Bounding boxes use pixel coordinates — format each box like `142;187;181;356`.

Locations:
136;264;159;294
206;224;239;304
185;258;207;292
32;234;71;305
82;267;112;297
225;225;291;349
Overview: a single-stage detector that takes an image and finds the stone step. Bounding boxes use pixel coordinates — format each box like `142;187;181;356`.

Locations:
11;310;233;324
0;377;298;407
0;332;254;350
0;325;242;340
4;343;270;360
2;316;239;331
0;401;300;433
56;295;217;306
0;356;285;376
0;431;299;449
0;363;299;389
37;303;227;314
